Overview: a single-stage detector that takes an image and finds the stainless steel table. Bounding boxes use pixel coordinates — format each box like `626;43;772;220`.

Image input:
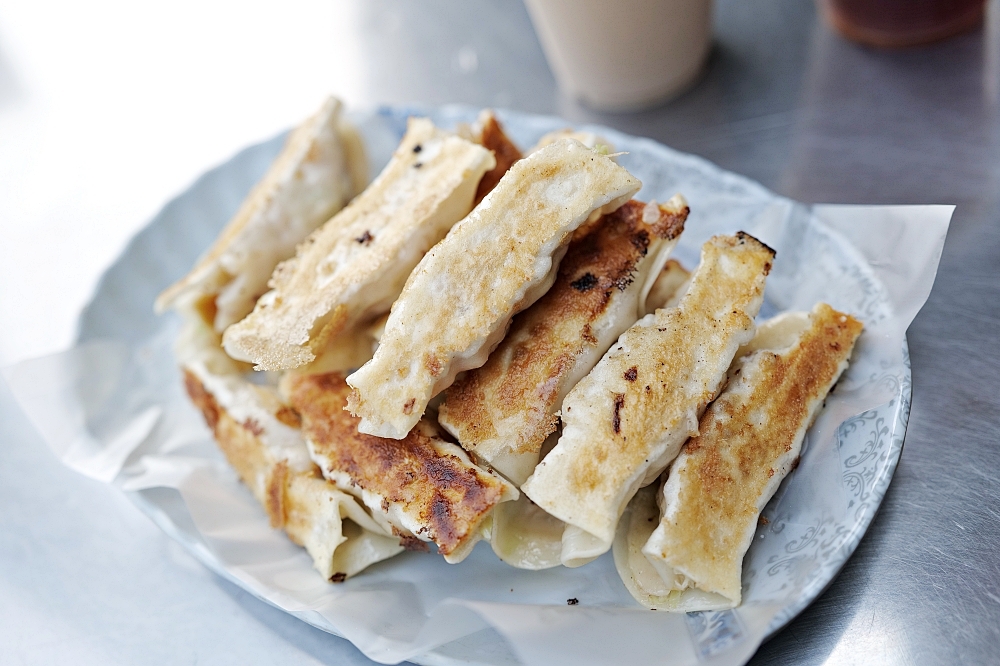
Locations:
2;1;998;663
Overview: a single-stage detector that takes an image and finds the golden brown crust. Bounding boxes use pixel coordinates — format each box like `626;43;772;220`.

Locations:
266;460;289;528
347;140;642;439
182;368;404;578
222;118;495;371
287;372;512;556
440;200;688;459
184;369;277;510
521;233;775;547
645;303;863;602
567;236;773;496
157;98;361;333
473;114;523;205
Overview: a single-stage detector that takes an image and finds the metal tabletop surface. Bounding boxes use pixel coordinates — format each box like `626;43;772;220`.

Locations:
2;1;998;664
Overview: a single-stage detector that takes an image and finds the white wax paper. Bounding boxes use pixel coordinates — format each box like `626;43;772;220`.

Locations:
3;106;952;666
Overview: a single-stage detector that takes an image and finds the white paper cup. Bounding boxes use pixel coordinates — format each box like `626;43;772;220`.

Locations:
524;0;713;111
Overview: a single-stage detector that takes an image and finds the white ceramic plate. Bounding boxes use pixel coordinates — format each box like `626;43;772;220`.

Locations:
75;106;911;665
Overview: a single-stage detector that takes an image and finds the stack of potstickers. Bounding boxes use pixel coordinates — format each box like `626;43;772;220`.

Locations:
157;98;863;609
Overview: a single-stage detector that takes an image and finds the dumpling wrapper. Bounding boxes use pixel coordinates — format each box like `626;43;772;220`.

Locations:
284;372;518;563
462;110;524;205
347;139;641;439
438;196;688;486
488;255;693;570
222;118;496;371
272;113;523;378
490;493;566;570
521;233;774;566
177;313;403;580
529;128;614;155
613;485;735;611
643;258;690;315
156;96;367;332
638;303;863;607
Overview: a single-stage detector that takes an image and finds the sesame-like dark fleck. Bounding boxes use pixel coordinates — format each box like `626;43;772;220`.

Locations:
414;162;423;169
355;230;373;245
331;572;347;583
567;598;579;606
413;144;422;153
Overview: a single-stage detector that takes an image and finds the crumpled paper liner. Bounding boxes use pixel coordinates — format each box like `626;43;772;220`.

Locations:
3;106;952;666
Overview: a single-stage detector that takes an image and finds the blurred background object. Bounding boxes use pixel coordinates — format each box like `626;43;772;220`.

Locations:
522;0;713;110
822;0;985;47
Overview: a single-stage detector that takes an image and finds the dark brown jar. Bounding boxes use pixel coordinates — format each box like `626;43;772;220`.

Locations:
821;0;986;47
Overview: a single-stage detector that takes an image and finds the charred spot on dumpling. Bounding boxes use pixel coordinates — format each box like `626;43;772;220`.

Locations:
355;230;374;245
623;366;638;382
629;229;650;253
330;572;347;583
570;272;598;292
612;393;625;434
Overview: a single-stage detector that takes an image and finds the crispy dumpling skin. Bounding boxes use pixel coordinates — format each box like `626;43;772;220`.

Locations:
223;118;496;371
217;112;521;377
347;139;642;439
284;372;517;563
157;97;367;333
439;197;688;486
466;110;524;205
177;311;403;581
639;303;863;607
522;233;775;565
